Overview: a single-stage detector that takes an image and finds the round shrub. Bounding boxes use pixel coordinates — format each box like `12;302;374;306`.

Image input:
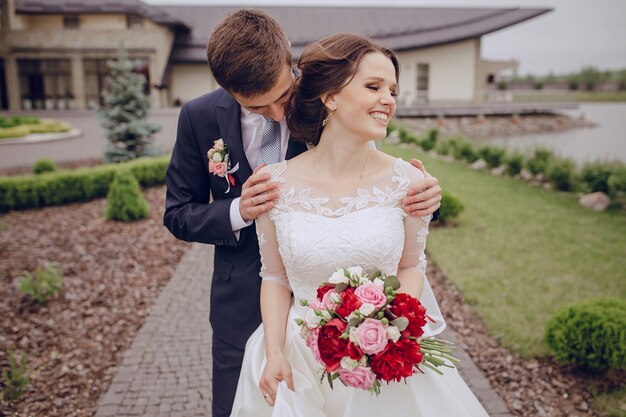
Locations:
105;170;149;222
546;158;578;191
419;128;438;151
545;298;626;371
452;139;479;164
581;162;617;194
527;148;555;175
504;152;525;176
438;191;464;224
32;159;57;175
435;139;452;156
478;145;506;168
607;165;626;196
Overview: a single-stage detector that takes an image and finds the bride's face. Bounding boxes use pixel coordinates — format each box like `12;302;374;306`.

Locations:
327;52;398;141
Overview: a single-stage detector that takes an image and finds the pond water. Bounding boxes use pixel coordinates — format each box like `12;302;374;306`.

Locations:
473;103;626;165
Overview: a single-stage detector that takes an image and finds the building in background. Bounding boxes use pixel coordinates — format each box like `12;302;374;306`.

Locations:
0;0;549;111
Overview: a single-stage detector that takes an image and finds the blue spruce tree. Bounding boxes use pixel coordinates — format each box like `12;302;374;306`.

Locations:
99;48;161;163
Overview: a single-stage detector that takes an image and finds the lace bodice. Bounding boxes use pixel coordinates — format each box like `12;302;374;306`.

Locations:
256;157;431;304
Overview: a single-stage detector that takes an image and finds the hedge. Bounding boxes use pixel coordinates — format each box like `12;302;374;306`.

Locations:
0;156;169;212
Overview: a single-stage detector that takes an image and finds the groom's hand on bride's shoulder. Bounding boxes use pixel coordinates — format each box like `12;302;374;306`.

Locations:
403;159;442;217
240;163;280;221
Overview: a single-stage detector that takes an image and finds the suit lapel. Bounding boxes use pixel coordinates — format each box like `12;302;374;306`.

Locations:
216;95;253;188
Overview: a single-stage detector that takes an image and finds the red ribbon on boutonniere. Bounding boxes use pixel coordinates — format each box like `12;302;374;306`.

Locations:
207;138;239;193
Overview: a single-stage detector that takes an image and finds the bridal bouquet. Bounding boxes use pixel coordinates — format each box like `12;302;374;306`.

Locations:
295;266;458;395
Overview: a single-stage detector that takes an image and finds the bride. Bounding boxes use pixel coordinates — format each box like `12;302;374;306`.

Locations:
229;33;489;417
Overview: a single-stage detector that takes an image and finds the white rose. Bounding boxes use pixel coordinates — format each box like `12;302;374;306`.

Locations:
349;327;360;344
359;303;375;316
212;152;223;162
340;357;358;370
347;266;363;278
373;277;385;288
329;269;349;284
305;309;322;328
387;325;401;343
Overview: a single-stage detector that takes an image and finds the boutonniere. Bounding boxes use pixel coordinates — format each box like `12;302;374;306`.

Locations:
207;138;239;193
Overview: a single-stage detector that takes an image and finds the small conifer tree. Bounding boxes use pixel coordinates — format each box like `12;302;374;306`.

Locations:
105;170;149;221
98;47;161;163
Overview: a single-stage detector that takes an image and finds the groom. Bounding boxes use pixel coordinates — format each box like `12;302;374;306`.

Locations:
163;9;442;417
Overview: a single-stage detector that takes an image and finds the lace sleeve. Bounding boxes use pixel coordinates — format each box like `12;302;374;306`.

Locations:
398;164;431;272
256;164;290;290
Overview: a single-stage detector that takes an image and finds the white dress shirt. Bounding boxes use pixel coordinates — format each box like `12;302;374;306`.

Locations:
229;108;290;236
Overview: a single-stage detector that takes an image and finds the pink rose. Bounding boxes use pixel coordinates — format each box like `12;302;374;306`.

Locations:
306;327;322;364
355;282;387;309
357;318;388;355
321;289;338;311
213;162;227;176
338;365;376;390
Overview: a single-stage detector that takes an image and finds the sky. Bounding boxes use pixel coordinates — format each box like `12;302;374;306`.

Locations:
145;0;626;76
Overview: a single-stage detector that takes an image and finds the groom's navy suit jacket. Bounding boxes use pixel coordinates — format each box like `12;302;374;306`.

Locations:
163;88;307;349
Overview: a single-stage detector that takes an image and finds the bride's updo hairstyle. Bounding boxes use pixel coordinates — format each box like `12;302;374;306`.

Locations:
287;33;399;145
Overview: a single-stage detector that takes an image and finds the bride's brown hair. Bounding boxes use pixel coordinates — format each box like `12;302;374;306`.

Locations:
286;33;399;145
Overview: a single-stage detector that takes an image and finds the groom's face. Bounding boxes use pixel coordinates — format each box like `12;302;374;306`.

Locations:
232;64;295;122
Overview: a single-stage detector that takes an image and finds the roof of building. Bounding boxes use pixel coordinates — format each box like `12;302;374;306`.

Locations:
160;5;550;63
15;0;190;32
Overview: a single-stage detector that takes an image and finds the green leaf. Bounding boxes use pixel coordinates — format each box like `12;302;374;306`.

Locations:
385;275;401;291
334;282;348;293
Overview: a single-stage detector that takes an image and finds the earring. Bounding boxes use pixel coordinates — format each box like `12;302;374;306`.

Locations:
322;106;336;127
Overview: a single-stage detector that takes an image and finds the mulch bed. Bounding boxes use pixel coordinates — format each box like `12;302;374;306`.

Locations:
0;185;190;416
0;183;620;416
426;258;623;417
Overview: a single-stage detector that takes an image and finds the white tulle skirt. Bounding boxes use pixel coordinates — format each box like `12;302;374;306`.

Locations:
229;295;489;417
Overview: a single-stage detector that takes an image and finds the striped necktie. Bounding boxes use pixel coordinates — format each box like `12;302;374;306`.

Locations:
256;117;281;167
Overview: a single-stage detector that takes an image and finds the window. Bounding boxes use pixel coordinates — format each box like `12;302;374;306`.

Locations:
63;16;80;29
17;59;73;110
416;63;429;104
127;15;144;29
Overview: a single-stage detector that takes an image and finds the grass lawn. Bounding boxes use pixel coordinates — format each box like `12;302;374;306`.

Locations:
382;142;626;357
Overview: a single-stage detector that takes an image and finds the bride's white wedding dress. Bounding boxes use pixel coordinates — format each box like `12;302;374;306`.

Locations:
229;157;488;417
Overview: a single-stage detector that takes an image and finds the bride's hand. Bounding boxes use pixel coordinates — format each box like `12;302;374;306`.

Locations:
259;353;294;406
403;159;442;217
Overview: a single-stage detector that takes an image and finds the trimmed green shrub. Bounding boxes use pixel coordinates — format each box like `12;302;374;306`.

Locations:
0;125;30;139
0;156;169;213
386;120;397;137
11;116;39;125
32;159;57;175
452;139;479;163
546;158;578;191
435;139;453;156
1;351;29;401
608;165;626;196
527;148;555;175
478;145;506;168
504;152;525;176
438;191;464;224
581;162;617;194
19;264;63;304
419;128;438;151
105;170;149;222
28;119;70;133
545;298;626;371
397;126;417;144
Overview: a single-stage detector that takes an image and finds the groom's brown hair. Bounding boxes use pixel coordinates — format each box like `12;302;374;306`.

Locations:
207;9;292;97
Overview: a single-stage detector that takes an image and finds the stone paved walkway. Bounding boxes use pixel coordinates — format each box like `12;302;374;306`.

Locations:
95;243;512;417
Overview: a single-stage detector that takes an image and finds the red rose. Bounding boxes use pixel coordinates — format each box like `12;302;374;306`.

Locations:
370;338;423;382
388;293;427;338
335;287;362;318
347;341;363;361
317;284;335;301
317;318;349;372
